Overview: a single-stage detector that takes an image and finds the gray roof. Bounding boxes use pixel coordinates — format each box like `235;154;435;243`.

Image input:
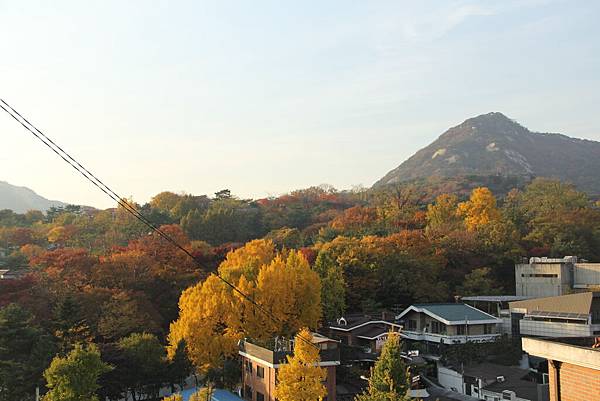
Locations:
398;303;499;324
462;295;534;302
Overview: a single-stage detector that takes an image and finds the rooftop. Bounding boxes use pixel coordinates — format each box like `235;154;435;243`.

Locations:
397;303;500;325
510;291;599;315
461;295;534;303
329;313;399;330
462;363;539;401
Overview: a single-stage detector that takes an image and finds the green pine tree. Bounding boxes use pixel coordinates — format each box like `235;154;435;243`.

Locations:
357;332;411;401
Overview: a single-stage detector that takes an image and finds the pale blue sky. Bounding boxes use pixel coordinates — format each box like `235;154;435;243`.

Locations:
1;0;599;208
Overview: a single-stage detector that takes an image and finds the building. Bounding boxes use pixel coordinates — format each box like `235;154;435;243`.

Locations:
515;257;600;297
522;337;600;401
396;303;501;347
437;362;549;401
509;292;600;338
327;313;402;357
239;333;340;401
462;296;534;335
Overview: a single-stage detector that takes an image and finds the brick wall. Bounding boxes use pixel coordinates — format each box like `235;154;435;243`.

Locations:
549;361;600;401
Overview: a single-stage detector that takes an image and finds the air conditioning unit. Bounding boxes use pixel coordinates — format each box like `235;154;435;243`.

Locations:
496;375;505;383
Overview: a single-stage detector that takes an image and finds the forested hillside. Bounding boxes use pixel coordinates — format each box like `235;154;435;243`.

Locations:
375;112;600;195
2;178;600;400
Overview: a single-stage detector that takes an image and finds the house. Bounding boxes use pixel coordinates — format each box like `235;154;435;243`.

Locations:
327;313;402;357
239;333;340;401
509;292;600;338
396;303;501;347
515;256;600;297
462;296;534;336
522;337;600;401
437;362;549;401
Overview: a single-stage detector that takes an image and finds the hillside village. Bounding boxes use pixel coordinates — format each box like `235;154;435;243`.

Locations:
2;173;600;401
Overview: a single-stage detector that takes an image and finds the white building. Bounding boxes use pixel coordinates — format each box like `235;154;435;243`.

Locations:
509;292;600;338
396;303;501;346
515;256;600;297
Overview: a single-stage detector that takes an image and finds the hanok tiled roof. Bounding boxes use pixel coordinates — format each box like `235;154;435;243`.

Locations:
397;303;500;325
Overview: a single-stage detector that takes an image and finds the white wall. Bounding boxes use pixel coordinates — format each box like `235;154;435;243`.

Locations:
437;363;464;394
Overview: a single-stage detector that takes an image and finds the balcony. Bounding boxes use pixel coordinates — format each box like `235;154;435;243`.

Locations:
400;330;500;344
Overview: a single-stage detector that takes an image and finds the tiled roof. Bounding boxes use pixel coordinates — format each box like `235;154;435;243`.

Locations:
398;303;499;324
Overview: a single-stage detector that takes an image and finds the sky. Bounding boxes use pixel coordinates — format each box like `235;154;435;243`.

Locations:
1;0;599;209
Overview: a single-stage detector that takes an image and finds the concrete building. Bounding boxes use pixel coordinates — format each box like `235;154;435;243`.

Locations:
515;257;600;297
509;292;600;338
239;333;340;401
462;296;534;335
396;303;501;347
522;337;600;401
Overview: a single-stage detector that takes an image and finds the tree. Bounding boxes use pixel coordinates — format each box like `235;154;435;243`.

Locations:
168;248;322;374
425;193;462;233
117;333;166;401
273;328;327;401
0;304;56;401
167;275;242;374
217;239;276;282
255;251;322;338
457;267;503;296
457;187;501;231
357;332;410;401
162;394;183;401
43;343;112;401
313;251;346;322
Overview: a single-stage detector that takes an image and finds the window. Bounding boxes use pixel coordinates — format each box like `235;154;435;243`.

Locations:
521;273;558;278
257;391;265;401
244;385;252;400
408;319;417;330
245;360;252;374
484;324;492;334
456;325;466;335
257;365;265;379
431;321;446;334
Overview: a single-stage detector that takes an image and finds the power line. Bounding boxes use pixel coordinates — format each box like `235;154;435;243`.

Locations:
0;98;318;351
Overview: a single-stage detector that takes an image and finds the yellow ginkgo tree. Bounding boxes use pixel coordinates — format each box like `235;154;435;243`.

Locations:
274;328;327;401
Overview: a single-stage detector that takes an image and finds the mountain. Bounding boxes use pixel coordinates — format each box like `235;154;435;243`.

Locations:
0;181;67;213
374;112;600;194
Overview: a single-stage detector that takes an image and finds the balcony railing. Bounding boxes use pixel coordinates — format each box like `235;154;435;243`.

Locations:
401;330;500;344
239;340;340;365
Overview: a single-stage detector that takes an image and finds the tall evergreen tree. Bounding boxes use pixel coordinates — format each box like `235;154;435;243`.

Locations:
357;332;410;401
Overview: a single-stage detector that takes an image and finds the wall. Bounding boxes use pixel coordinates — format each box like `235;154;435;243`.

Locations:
549;361;600;401
519;319;595;338
515;263;568;297
437;364;464;394
573;263;600;289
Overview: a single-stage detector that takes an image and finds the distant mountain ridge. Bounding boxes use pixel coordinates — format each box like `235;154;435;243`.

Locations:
374;112;600;194
0;181;66;213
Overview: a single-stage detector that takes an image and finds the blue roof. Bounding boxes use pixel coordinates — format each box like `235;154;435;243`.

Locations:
407;303;497;323
180;388;243;401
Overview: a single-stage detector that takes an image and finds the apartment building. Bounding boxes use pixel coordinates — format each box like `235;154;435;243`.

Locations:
239;333;340;401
